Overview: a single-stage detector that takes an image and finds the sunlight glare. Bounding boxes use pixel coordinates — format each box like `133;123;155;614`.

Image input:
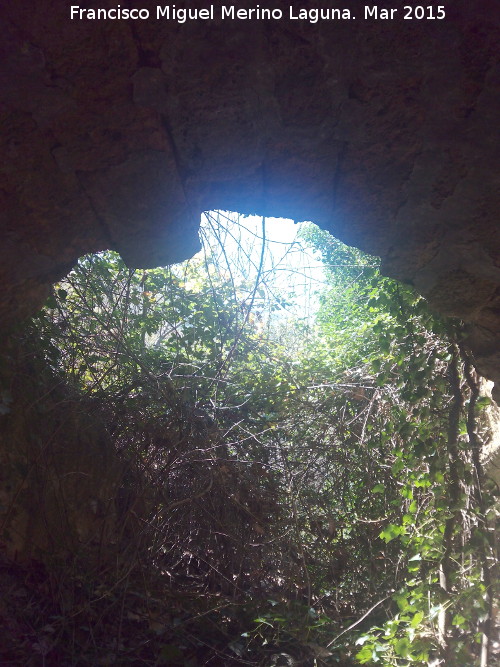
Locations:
198;211;326;319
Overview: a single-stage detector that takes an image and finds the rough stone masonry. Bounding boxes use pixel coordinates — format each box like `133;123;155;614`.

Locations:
1;0;499;397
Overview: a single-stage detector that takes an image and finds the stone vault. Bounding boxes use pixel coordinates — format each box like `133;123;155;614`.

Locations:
1;0;499;394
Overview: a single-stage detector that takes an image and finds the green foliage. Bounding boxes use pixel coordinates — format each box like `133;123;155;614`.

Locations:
29;216;497;665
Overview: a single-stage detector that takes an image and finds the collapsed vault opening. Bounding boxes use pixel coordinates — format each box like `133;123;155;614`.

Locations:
0;211;498;666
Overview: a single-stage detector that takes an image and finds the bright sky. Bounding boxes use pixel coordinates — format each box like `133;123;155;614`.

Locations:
198;211;326;319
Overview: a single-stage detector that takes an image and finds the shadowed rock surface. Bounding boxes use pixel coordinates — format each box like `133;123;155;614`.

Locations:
1;0;499;394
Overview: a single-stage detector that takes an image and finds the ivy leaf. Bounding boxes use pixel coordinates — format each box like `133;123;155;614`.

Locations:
356;646;377;663
394;637;411;657
452;614;467;628
410;611;424;628
379;524;405;543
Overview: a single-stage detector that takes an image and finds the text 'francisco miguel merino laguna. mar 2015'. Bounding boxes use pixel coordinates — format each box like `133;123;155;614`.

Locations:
69;5;447;23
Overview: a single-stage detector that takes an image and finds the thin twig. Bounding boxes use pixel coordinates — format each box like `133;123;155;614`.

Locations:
326;595;391;648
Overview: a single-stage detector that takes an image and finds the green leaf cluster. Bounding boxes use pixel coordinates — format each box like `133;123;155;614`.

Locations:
30;218;497;666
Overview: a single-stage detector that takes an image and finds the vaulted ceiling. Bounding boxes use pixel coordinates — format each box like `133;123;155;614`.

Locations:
1;0;499;394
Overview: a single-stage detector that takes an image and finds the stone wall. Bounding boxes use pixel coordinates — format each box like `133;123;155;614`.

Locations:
1;0;499;394
0;340;125;561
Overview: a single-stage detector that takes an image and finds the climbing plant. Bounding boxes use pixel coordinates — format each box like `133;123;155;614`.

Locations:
300;224;498;666
28;214;497;665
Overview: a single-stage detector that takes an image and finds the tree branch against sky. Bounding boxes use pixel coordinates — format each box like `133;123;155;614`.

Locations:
28;211;498;666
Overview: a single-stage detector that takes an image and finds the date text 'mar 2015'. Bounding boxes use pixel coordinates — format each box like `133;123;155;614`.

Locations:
365;5;445;19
